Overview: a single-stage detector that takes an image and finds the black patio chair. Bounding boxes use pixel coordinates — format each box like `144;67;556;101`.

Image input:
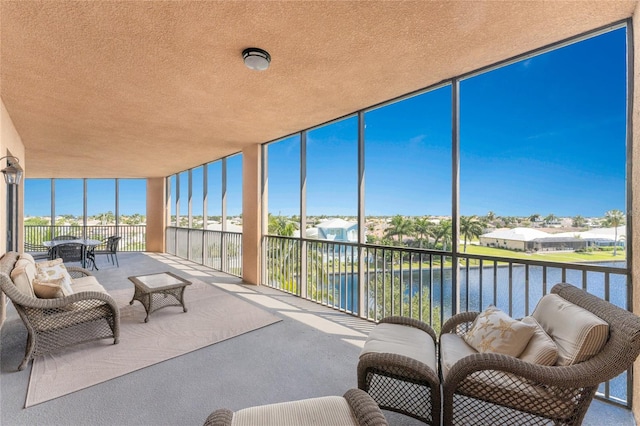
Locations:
53;242;85;265
90;236;121;268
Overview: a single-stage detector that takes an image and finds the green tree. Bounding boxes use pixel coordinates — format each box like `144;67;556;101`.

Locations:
528;213;541;225
412;217;434;248
572;215;586;228
460;215;484;252
433;220;452;251
544;213;557;225
603;209;625;256
385;215;413;245
268;214;298;236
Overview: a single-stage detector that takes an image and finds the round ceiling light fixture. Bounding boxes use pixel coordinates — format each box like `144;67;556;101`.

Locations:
242;47;271;71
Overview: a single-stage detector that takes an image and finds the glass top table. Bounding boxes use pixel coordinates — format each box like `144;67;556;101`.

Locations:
128;272;192;322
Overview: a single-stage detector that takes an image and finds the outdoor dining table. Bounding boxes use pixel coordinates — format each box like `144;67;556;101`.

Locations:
42;238;103;269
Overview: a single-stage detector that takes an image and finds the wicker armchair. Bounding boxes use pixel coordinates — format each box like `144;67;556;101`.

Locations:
440;283;640;426
0;252;120;371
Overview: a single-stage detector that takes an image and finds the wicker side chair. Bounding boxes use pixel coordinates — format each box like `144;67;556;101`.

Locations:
204;389;388;426
440;283;640;426
0;252;120;371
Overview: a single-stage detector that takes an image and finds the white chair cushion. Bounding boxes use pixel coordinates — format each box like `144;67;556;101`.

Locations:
10;262;36;297
464;306;536;357
19;252;36;264
360;322;437;371
231;396;358;426
440;333;477;380
71;275;107;293
518;316;559;365
532;294;609;365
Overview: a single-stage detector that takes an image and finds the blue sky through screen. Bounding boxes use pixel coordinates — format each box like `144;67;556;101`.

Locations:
24;28;626;219
459;28;626;217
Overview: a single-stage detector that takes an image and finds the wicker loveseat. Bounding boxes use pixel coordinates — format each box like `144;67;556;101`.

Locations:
440;283;640;425
0;251;119;371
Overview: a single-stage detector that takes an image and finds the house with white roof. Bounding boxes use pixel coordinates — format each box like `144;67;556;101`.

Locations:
480;227;588;252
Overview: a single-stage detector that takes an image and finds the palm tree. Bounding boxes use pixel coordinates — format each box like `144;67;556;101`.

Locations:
484;210;497;225
460;215;485;252
572;215;586;228
412;217;434;248
433;220;452;251
528;213;541;226
268;214;298;236
603;209;625;256
385;215;413;245
544;213;557;225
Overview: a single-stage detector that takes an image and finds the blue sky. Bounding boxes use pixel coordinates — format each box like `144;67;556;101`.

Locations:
269;27;627;218
25;28;627;219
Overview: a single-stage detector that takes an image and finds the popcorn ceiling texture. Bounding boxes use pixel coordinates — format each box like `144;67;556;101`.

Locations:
0;1;636;178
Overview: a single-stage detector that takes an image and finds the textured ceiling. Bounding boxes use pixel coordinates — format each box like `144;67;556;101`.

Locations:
1;1;637;178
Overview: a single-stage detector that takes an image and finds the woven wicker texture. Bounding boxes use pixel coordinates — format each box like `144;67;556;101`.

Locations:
0;252;120;371
440;283;640;426
203;389;388;426
358;316;440;424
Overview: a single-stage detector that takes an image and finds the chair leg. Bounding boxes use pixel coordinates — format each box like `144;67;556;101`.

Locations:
19;332;36;371
114;253;119;267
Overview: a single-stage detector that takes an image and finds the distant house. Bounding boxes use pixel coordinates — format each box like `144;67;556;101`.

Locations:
480;228;552;251
479;227;588;252
480;226;626;252
316;218;359;242
556;226;626;248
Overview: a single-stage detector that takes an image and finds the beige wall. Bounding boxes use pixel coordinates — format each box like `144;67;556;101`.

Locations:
146;177;166;252
0;98;26;325
241;144;262;285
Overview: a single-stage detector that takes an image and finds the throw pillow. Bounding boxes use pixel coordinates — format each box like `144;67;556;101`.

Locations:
35;260;74;296
19;253;36;264
10;264;36;297
32;277;66;299
37;258;64;268
518;316;559;365
464;306;536;357
532;293;609;365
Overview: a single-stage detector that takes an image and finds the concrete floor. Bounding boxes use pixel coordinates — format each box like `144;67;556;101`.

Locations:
0;252;635;425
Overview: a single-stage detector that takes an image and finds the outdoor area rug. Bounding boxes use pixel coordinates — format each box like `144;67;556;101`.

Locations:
25;278;281;407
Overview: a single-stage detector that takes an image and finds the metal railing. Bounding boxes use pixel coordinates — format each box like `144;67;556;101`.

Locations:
165;226;242;277
262;235;630;406
24;225;146;251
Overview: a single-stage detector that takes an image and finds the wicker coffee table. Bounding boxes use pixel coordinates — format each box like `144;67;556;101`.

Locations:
128;272;192;322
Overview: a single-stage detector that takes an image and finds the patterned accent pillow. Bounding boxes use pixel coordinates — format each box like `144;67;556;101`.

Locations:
464;306;536;357
35;259;74;296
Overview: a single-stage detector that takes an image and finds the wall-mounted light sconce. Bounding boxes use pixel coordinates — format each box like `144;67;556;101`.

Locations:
0;155;23;185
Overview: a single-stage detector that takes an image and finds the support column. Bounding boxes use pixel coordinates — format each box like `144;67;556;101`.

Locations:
242;144;262;285
631;10;639;423
146;178;166;253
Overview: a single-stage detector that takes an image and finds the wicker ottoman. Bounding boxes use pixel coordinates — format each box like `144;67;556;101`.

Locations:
358;316;440;424
203;389;388;426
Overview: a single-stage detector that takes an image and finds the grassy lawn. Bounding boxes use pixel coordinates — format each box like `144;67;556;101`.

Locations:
460;244;626;264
